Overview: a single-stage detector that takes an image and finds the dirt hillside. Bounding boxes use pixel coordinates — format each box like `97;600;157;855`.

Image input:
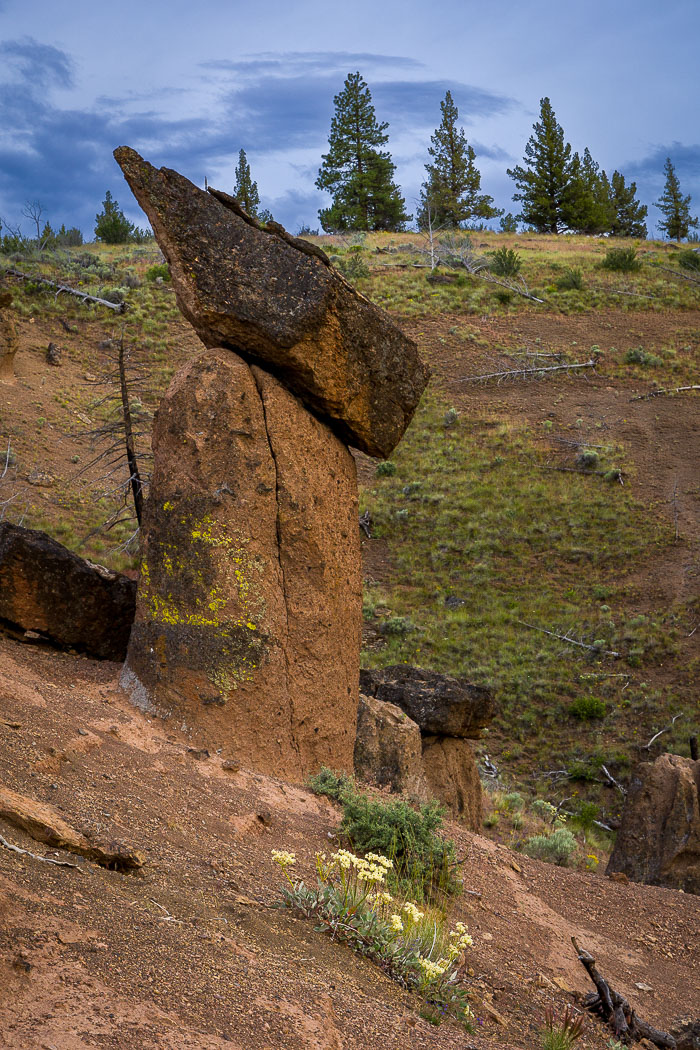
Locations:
0;636;697;1050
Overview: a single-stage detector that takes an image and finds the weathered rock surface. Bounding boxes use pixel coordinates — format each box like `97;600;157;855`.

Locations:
0;283;18;383
0;785;143;869
121;348;361;780
113;146;429;459
0;523;136;660
354;693;428;799
606;753;700;894
359;665;494;738
421;736;482;829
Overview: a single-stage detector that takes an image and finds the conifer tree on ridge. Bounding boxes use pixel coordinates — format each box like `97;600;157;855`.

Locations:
233;149;261;219
654;157;698;241
316;72;409;232
418;90;499;230
507;97;572;233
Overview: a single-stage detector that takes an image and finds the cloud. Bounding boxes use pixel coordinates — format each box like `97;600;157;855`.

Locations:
0;36;73;91
0;43;516;237
624;141;700;187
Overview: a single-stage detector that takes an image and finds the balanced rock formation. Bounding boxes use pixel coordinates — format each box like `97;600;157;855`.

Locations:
114;147;429;459
354;693;429;800
0;522;136;660
606;753;700;894
121;348;361;780
360;665;494;737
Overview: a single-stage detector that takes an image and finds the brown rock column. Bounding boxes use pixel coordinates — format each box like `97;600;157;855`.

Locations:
0;286;18;383
121;348;360;780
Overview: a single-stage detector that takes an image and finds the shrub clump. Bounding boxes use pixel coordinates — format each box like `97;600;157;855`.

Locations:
600;247;641;272
522;827;577;866
488;246;522;277
568;696;607;720
308;767;458;899
556;267;584;290
624;346;661;367
678;249;700;272
145;262;171;282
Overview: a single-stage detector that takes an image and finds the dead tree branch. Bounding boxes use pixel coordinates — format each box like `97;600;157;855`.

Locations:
643;714;683;752
456;359;597;384
0;832;82;870
656;263;700;286
572;937;676;1049
630;385;700;402
2;267;126;313
600;765;626;796
517;620;620;658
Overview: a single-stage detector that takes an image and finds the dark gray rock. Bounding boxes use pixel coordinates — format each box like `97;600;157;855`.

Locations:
113;146;429;459
0;522;136;660
359;665;494;739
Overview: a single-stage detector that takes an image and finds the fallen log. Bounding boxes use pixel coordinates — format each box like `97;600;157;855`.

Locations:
2;267;127;313
456;359;596;383
572;937;676;1048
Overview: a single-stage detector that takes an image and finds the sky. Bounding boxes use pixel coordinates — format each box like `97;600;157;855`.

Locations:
0;0;698;239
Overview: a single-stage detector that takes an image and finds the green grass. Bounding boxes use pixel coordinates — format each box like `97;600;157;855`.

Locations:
360;391;691;776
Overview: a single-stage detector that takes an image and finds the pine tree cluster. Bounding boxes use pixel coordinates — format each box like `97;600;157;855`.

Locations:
507;98;648;237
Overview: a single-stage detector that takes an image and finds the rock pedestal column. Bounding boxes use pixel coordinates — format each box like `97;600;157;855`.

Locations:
121;348;361;780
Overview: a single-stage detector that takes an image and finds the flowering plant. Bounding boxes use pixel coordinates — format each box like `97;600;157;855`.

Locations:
271;846;475;1029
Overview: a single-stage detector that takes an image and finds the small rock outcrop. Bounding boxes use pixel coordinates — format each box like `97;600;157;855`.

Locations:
356;666;492;829
121;348;361;780
114;147;429;459
0;522;136;660
354;693;428;800
359;665;494;738
606;753;700;894
0;283;18;383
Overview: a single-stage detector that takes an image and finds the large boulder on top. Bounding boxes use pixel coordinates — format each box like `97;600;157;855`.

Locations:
359;665;494;738
606;753;700;894
354;693;429;800
121;347;361;780
113;146;429;459
0;522;136;660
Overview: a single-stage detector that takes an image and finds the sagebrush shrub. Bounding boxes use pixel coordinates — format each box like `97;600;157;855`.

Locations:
522;828;577;866
308;768;458;899
600;247;641;272
568;696;606;720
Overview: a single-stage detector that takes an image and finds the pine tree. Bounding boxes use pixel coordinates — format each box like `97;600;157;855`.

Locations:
507;97;572;233
654;157;698;241
233;149;260;219
609;171;647;237
316;72;409;232
561;148;614;234
417;91;499;229
94;190;135;244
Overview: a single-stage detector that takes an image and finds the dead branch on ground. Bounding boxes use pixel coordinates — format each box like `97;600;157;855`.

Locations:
456;359;597;384
2;266;126;313
656;263;700;286
572;937;676;1048
630;385;700;402
0;832;82;870
517;620;619;658
642;714;683;752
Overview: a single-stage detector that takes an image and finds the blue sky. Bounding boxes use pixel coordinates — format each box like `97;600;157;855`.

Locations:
0;0;698;238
